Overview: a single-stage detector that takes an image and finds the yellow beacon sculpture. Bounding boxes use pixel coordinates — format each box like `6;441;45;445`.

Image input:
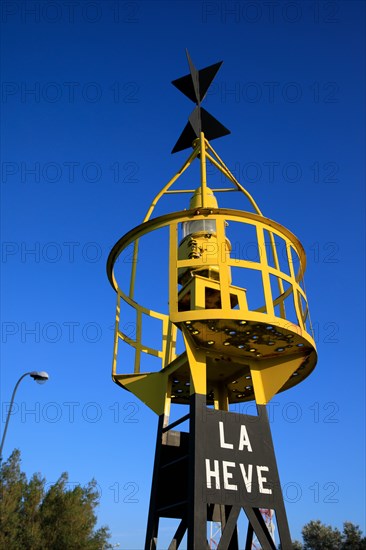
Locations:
107;53;317;550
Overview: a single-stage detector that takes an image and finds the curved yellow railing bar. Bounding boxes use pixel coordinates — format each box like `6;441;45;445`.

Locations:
108;208;315;381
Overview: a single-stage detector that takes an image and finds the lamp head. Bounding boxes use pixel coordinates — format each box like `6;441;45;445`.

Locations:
30;371;49;385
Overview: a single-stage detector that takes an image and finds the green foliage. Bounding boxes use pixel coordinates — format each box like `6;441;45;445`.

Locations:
341;522;366;550
289;519;366;550
0;449;26;550
0;450;110;549
302;520;342;549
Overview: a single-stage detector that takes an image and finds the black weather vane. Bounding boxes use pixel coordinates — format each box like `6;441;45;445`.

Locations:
171;50;230;153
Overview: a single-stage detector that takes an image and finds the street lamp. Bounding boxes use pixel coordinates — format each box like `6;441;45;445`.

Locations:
0;371;49;464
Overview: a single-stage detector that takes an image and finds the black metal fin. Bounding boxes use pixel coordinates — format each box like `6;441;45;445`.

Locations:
199;107;230;141
186;49;200;103
171;121;197;154
197;62;223;102
172;51;230;153
172;107;230;154
171;73;197;104
172;61;223;104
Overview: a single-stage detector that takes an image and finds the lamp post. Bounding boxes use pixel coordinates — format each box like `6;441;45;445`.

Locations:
0;371;49;464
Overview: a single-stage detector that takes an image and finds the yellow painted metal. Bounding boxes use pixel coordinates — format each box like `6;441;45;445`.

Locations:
114;372;169;416
183;332;207;395
107;133;317;414
177;274;248;312
129;144;199;299
249;355;307;405
268;232;286;319
216;216;231;312
177;204;230;286
189;186;218;209
143;145;199;223
108;208;316;408
111;286;177;381
205;141;263;215
256;225;275;318
113;353;187;415
128;135;280;300
199;132;208;207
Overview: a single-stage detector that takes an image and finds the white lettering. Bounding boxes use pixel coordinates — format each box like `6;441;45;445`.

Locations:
222;461;237;491
219;421;233;449
238;424;253;452
206;459;220;489
257;466;272;494
239;463;253;493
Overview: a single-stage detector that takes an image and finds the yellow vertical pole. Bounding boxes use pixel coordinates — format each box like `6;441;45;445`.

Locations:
112;293;121;377
129;240;139;299
268;232;285;318
169;223;178;317
134;309;142;373
199;132;207;207
286;244;305;331
256;224;275;318
216;219;231;311
163;319;177;367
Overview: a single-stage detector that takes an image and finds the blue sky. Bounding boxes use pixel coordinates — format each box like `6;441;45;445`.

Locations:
1;0;365;548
